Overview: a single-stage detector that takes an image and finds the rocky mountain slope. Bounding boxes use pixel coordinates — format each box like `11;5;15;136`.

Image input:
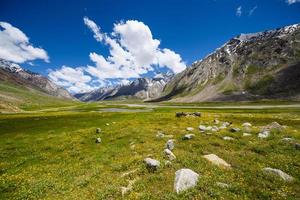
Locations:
76;74;172;102
0;59;73;99
156;23;300;102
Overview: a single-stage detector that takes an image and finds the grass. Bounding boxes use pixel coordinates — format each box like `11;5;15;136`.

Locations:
0;103;300;199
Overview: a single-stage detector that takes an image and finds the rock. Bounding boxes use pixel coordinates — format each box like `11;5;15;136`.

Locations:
216;182;229;188
263;167;294;182
258;130;270;138
230;128;240;132
223;122;230;126
193;112;201;117
242;122;252;127
164;160;172;166
96;128;101;133
203;154;231;168
95;138;101;143
219;125;227;129
176;112;187;117
144;158;160;171
199;125;207;131
106;123;110;126
164;149;176;160
213;119;220;124
174;169;199;194
156;132;165;138
263;121;283;131
176;112;201;117
186;127;194;131
206;126;212;131
223;136;234;141
295;143;300;150
166;139;175;150
281;137;294;142
211;126;219;132
183;134;195;140
243;133;252;137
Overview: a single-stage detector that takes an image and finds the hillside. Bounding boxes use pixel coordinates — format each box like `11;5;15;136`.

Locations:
0;60;75;112
156;23;300;102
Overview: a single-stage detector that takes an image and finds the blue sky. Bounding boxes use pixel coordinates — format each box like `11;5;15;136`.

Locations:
0;0;300;93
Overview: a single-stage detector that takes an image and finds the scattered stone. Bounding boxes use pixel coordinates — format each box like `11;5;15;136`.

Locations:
95;138;102;143
211;126;219;132
258;130;270;138
263;121;283;131
166;139;175;150
242;122;252;127
223;136;234;141
243;133;252;137
96;128;101;133
281;137;294;142
206;126;212;131
263;167;294;182
230;128;240;132
203;154;231;168
199;125;207;131
216;182;229;188
183;134;195;140
156;132;165;138
186;127;194;131
164;149;176;160
176;112;201;117
144;158;160;171
295;143;300;150
219;125;227;129
213;119;220;124
106;123;110;126
174;168;199;194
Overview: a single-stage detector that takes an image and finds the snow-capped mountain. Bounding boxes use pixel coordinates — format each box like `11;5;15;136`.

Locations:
0;59;73;99
75;73;173;102
157;23;300;102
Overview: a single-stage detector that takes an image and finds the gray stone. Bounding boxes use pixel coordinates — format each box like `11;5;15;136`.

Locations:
263;121;283;131
281;137;294;142
174;168;199;194
199;125;206;131
258;130;270;138
263;167;294;182
166;139;175;150
95;138;101;143
203;154;231;168
223;136;234;141
186;127;194;131
164;149;176;160
144;158;160;170
96;128;101;133
242;122;252;127
183;134;195;140
230;128;240;132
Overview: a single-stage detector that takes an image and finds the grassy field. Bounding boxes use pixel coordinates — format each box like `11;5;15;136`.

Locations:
0;103;299;199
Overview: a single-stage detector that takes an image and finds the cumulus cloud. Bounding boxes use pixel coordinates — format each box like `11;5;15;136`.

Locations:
50;17;186;93
0;22;49;63
286;0;300;4
236;6;242;17
48;66;97;93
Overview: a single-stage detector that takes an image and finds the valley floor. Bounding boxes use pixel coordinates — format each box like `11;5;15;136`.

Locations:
0;102;299;199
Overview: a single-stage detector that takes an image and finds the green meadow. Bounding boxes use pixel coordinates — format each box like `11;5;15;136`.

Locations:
0;103;299;199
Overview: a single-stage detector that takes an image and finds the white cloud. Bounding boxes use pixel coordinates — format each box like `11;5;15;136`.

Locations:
236;6;242;17
248;6;257;16
50;18;186;93
0;22;49;63
286;0;300;4
48;66;96;93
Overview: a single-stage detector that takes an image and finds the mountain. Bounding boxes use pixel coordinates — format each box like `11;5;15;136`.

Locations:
156;23;300;102
0;59;73;99
76;74;172;102
0;59;74;111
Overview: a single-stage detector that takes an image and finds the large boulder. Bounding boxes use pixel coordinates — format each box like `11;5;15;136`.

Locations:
203;154;231;168
263;167;294;182
174;168;199;194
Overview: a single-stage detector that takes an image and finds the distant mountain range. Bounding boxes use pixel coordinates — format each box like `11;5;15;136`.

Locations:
0;59;73;100
75;73;173;102
155;23;300;102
